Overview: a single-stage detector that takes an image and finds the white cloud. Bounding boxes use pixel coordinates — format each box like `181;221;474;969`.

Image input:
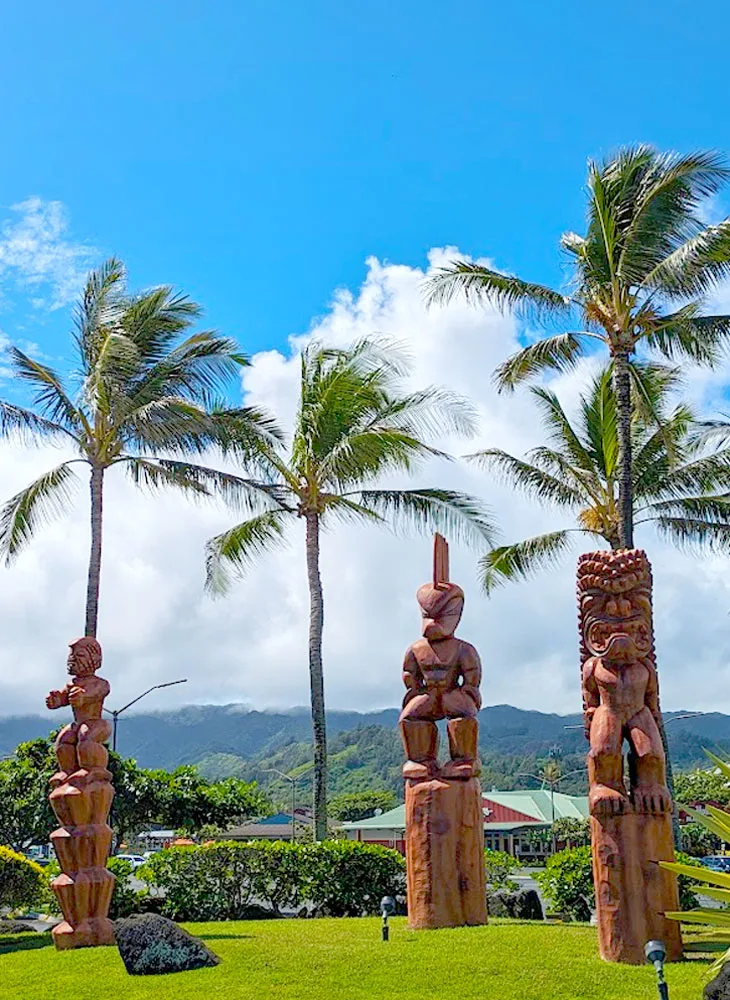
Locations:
0;249;729;721
0;198;96;310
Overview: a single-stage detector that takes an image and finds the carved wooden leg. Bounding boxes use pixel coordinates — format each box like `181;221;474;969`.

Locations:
400;719;438;780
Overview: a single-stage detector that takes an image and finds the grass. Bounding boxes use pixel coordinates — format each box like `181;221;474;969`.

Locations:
0;917;710;1000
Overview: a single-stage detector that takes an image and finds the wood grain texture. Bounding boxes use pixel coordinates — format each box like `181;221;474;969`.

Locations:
405;777;487;929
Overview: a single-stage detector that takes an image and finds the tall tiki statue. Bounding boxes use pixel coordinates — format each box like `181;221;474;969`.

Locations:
46;637;116;949
578;550;682;963
399;534;487;929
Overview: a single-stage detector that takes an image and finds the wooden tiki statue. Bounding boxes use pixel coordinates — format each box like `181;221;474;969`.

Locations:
578;550;682;963
399;534;487;929
46;637;116;949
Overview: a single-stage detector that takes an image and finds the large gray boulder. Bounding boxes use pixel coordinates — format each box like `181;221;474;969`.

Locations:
487;888;543;920
705;964;730;1000
114;913;221;976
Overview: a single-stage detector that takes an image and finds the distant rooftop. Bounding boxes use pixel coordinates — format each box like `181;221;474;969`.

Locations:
341;789;588;831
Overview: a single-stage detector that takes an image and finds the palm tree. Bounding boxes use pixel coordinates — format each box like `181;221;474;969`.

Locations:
426;145;730;549
474;366;730;593
0;257;280;637
205;339;497;840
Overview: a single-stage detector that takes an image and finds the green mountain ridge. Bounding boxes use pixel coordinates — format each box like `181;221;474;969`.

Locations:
0;703;723;803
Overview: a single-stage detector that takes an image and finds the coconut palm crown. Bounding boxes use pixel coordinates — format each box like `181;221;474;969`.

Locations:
475;365;730;593
426;145;730;549
0;257;281;636
205;338;498;840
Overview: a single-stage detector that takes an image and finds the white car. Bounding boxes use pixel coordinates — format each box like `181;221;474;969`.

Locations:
116;853;146;869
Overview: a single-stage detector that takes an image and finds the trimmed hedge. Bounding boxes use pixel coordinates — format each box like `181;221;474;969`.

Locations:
140;840;406;921
0;846;46;911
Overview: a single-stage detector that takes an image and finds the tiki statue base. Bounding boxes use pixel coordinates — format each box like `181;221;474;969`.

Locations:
405;776;487;929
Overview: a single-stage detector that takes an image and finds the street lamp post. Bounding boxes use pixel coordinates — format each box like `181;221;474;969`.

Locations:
263;765;315;843
104;679;188;753
516;766;587;855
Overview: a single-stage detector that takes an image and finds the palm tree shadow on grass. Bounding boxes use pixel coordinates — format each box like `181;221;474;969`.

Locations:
0;933;53;954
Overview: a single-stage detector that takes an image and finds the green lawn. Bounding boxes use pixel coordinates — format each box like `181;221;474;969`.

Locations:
0;918;710;1000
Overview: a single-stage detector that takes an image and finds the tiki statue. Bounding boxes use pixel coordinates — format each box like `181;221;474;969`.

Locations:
399;534;482;780
400;535;487;930
578;549;670;817
46;637;116;949
578;549;681;964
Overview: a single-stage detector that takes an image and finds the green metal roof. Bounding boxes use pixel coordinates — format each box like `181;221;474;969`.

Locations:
341;789;588;831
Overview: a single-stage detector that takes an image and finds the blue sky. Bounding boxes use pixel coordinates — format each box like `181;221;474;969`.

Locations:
2;0;729;361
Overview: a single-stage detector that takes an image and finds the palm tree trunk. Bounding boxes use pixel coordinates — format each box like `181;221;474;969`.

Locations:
305;512;328;841
612;351;633;549
85;465;104;638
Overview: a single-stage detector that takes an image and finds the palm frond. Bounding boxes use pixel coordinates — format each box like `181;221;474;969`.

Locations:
354;488;497;547
478;531;579;594
122;457;292;514
424;261;571;319
73;257;127;376
0;402;75;445
493;333;585;392
8;348;85;433
122;286;202;362
0;463;82;563
466;449;583;507
645;306;730;367
205;509;291;595
531;386;596;471
642;219;730;297
653;514;730;553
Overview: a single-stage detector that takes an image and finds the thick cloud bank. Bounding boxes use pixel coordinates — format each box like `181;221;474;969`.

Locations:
1;248;728;717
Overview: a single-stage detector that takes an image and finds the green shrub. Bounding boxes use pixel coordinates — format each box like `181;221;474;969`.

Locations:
484;849;522;892
299;840;405;916
535;846;594;921
106;857;140;919
0;846;46;911
140;840;405;921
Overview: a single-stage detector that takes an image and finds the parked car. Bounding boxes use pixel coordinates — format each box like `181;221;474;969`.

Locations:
115;853;146;869
700;856;730;872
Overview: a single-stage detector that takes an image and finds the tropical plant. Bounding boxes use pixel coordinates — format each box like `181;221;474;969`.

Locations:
661;750;730;970
205;338;496;840
483;848;522;892
674;767;730;807
474;366;730;592
0;257;279;636
426;145;730;549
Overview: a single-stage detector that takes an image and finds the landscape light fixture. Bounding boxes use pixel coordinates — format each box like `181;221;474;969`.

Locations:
645;940;669;1000
380;896;396;941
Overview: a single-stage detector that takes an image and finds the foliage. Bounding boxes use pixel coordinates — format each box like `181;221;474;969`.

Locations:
204;339;495;839
551;817;591;847
473;365;730;591
328;790;397;821
535;846;594;921
0;736;269;850
674;767;730;807
661;749;730;972
0;846;46;911
427;145;730;550
680;822;721;857
484;849;522;892
297;840;405;916
0;257;279;635
0;739;56;851
106;857;141;920
140;839;405;920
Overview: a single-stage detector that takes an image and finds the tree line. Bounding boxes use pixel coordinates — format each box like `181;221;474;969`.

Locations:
3;145;730;839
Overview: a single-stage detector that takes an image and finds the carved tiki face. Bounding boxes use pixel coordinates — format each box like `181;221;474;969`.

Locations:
577;550;653;664
67;636;103;677
417;582;464;640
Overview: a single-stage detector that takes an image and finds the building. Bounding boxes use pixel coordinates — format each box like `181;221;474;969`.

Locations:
341;789;589;859
225;808;313;841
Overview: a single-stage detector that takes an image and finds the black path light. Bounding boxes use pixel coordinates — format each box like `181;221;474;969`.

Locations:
380;896;396;941
645;940;669;1000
